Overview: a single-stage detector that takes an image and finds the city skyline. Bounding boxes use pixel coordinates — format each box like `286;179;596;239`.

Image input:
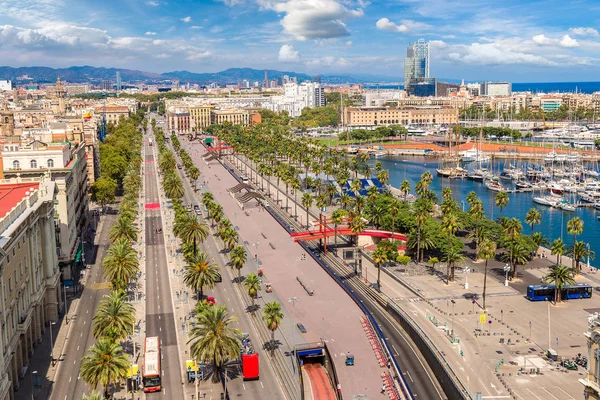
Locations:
1;0;600;81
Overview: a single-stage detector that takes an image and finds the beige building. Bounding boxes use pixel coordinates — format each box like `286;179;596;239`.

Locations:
0;177;61;400
189;106;213;130
344;106;458;127
581;313;600;399
1;141;89;282
166;112;190;133
93;106;129;125
210;109;251;126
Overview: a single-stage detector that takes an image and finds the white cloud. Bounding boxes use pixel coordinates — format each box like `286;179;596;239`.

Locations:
306;56;351;67
145;31;157;36
218;0;246;4
258;0;364;41
346;41;352;46
145;0;159;5
441;41;556;67
559;34;579;48
569;27;599;37
181;16;192;23
375;18;428;33
278;44;301;62
191;26;203;30
532;34;554;45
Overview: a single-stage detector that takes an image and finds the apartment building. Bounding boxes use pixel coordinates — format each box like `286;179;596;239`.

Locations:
167;112;191;133
189;106;213;130
0;177;61;400
93;106;130;125
344;106;458;127
210;109;250;126
0;141;89;284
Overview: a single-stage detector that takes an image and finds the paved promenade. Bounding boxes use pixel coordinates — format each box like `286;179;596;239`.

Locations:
183;138;384;399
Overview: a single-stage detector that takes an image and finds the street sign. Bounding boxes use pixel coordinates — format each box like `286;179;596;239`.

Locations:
479;314;487;324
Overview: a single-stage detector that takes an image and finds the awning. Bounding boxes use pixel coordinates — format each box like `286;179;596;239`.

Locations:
74;243;83;263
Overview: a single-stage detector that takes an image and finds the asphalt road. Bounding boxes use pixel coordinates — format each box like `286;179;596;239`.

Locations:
145;131;185;398
49;209;114;400
170;139;286;399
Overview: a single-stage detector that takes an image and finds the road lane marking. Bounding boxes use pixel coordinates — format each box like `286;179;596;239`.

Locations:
526;389;543;400
69;376;72;383
406;371;414;383
541;388;560;400
159;327;161;332
392;344;400;356
77;346;79;351
242;383;246;390
260;381;264;388
73;360;76;364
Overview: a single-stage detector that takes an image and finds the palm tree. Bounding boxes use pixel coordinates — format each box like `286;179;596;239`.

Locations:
542;265;575;304
331;209;346;247
229;246;247;281
468;199;484;256
183;252;220;300
503;218;522;278
350;179;362;197
188;305;242;381
92;291;135;341
501;242;529;279
163;173;184;199
466;191;478;207
109;217;138;244
400;180;410;202
531;232;549;249
354;195;365;214
220;227;238;251
444;246;465;282
326;183;337;206
263;301;284;354
567;216;584;270
102;239;139;291
349;213;366;246
372;245;388;291
339;193;351;210
478;238;497;310
244;273;262;314
495;192;509;218
525;208;542;234
441;187;453;202
377;169;389;186
82;391;103;400
442;213;461;283
414;198;433;263
80;339;130;399
567;240;595;274
177;214;208;256
301;193;313;229
551;238;566;265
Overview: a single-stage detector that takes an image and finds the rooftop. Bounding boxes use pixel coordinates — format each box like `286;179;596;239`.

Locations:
0;182;39;220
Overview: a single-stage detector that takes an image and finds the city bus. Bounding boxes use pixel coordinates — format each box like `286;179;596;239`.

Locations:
142;336;161;392
526;283;593;301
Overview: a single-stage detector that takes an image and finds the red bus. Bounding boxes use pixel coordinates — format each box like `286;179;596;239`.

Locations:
143;336;161;392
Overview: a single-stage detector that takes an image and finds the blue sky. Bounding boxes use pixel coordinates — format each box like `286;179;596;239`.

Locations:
1;0;599;81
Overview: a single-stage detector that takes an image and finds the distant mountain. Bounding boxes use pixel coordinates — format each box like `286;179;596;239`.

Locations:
0;65;403;85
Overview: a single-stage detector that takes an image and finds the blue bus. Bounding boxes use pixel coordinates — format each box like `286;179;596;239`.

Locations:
526;283;593;301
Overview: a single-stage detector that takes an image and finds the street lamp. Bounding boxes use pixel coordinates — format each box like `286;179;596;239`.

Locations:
450;299;456;341
503;264;511;287
464;267;470;290
30;370;38;400
587;243;591;271
49;321;56;365
288;297;300;373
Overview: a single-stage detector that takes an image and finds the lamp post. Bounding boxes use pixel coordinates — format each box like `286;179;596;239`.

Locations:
587;243;591;270
464;267;470;290
503;264;510;287
49;321;56;365
30;370;38;400
288;297;300;374
451;299;456;341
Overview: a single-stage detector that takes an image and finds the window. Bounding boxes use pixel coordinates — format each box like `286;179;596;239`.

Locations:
47;159;54;168
30;159;37;168
8;277;12;292
12;160;19;169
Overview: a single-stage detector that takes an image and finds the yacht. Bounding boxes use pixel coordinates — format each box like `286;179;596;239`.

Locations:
460;147;490;163
485;177;506;192
580;191;600;203
547;182;565;196
515;180;533;190
533;196;559;207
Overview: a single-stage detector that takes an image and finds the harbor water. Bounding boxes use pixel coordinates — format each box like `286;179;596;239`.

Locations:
371;156;600;265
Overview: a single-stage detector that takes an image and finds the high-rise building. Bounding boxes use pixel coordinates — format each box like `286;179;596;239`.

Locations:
267;82;325;117
116;71;121;91
480;81;512;97
404;39;434;96
263;70;269;89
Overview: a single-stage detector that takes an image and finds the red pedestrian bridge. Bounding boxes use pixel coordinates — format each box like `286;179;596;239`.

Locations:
290;227;407;242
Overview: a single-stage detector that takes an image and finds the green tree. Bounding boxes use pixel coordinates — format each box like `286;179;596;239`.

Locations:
495;192;509;218
301;193;313;229
442;213;461;283
443;246;465;284
188;305;242;381
542;265;575;303
567;240;595;274
372;245;389;291
177;214;208;257
551;238;566;265
478;238;497;310
90;177;118;208
567;217;584;270
229;246;248;281
400;180;411;202
183;252;220;300
243;273;262;314
102;239;139;291
92;291;136;341
524;208;541;234
531;232;549;249
109;216;138;244
263;301;284;354
82;391;103;400
80;339;130;399
330;209;347;247
162;173;184;199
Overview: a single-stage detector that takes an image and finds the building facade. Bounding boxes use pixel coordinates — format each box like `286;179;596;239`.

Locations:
189;106;213;130
167;112;191;133
210;109;250;126
581;312;600;399
480;82;512;97
0;177;61;400
344;106;458;127
93;106;130;126
267;82;326;117
404;39;431;96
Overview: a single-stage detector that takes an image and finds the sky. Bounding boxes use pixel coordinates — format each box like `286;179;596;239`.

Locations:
1;0;600;81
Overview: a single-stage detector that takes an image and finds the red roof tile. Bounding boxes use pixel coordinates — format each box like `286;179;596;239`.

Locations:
0;182;40;220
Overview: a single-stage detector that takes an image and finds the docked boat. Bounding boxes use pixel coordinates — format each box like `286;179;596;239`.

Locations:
374;152;385;158
533;196;559;207
515;180;533;190
547;182;565;195
460;147;490;163
580;191;600;203
485;177;506;192
558;201;576;212
437;167;467;179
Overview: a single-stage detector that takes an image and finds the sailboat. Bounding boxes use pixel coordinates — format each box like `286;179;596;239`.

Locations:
437;124;467;178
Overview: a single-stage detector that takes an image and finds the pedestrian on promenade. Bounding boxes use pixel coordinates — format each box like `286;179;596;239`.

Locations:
381;384;386;394
337;383;341;394
387;360;391;369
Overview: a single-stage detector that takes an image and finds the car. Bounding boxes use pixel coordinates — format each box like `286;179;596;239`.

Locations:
177;164;182;169
215;273;222;283
195;209;202;216
207;296;216;305
296;323;307;333
241;176;249;184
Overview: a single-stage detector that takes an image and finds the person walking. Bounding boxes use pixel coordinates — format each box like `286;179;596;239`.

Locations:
381;384;386;394
337;383;341;395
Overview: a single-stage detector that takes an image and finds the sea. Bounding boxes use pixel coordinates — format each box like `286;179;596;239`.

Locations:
369;156;600;267
364;82;600;94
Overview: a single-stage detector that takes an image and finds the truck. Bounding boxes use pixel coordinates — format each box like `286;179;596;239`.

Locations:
240;333;259;380
149;138;153;146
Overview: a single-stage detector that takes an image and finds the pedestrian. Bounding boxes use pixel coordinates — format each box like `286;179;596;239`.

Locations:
381;384;386;394
337;383;341;394
387;360;391;369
